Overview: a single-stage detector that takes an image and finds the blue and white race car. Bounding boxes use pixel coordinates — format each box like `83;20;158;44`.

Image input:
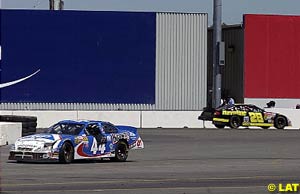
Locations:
9;120;144;163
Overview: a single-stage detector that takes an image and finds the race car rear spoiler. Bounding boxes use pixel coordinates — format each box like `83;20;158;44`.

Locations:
198;107;215;121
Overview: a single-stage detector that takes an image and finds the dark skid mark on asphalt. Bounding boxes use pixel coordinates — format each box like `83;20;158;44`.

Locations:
2;176;298;192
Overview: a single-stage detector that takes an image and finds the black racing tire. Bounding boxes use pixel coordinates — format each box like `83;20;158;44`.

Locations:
22;126;37;133
0;115;37;122
214;124;225;129
22;121;37;128
22;127;37;136
59;142;74;164
22;131;36;137
229;116;241;129
113;141;129;162
274;116;287;129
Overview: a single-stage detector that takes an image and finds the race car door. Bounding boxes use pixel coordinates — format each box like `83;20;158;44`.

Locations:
82;123;111;158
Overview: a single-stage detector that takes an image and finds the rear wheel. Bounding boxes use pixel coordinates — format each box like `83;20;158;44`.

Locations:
229;116;241;129
274;116;287;129
59;142;74;164
214;124;225;129
113;141;128;162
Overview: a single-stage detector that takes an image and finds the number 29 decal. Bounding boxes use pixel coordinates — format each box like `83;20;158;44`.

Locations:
249;112;264;123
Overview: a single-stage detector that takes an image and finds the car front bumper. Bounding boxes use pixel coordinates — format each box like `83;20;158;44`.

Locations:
9;151;59;162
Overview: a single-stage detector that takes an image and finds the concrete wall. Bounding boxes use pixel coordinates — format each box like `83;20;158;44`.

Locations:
0;109;299;129
0;110;205;128
0;122;22;146
142;111;201;128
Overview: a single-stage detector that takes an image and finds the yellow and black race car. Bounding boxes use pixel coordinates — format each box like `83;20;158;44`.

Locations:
199;104;291;129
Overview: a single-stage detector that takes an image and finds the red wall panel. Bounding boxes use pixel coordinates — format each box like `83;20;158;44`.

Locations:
244;14;300;98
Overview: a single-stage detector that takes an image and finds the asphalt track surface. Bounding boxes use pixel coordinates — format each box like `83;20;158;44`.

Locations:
1;128;300;194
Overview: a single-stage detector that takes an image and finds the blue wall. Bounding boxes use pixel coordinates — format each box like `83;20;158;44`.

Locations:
0;10;156;103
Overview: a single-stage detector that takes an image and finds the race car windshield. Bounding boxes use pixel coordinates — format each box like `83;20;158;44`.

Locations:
47;123;85;135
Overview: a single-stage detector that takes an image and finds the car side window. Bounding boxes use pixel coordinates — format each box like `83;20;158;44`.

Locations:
240;106;249;111
230;106;238;111
250;106;262;113
102;123;118;134
85;123;101;136
235;106;242;111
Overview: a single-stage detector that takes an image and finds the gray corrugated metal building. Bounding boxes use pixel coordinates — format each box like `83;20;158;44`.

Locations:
156;13;207;110
0;12;208;111
207;25;244;108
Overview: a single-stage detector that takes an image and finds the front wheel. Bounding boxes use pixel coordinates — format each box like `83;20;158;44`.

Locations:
274;116;287;129
229;116;241;129
59;142;74;164
113;141;129;162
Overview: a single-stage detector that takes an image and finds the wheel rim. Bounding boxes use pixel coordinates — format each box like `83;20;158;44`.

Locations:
64;144;73;162
231;117;240;128
277;118;286;129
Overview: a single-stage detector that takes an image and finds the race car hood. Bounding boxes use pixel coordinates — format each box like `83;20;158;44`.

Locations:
16;133;62;143
13;134;63;152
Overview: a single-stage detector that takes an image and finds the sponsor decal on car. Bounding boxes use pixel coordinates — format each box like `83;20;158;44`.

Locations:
222;110;247;116
213;118;229;122
74;136;89;144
